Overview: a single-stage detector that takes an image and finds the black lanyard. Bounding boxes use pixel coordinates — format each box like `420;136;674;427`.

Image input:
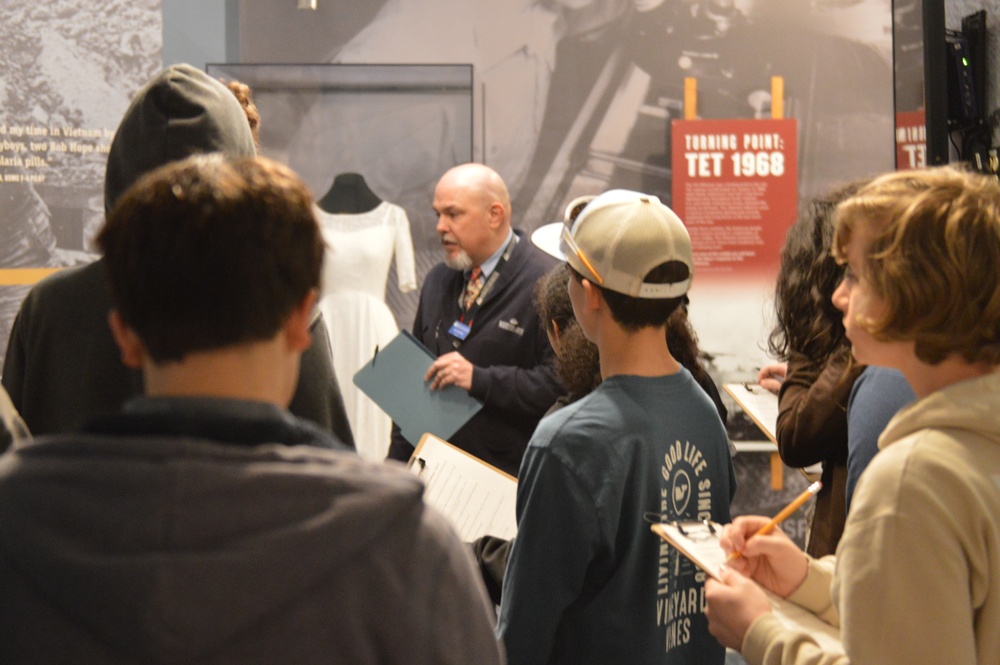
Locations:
458;234;517;327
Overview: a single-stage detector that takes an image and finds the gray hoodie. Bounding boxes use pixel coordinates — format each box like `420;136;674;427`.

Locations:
743;371;1000;665
0;406;503;663
1;64;354;446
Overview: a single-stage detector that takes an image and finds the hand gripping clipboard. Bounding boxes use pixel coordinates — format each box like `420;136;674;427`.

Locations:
353;330;483;446
651;520;844;654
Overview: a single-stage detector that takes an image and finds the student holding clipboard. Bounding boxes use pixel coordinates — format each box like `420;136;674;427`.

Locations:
754;182;868;558
705;166;1000;665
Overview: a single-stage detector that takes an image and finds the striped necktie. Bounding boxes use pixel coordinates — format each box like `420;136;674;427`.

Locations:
463;266;484;310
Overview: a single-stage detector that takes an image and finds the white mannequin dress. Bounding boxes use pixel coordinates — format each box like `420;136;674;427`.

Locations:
316;201;417;461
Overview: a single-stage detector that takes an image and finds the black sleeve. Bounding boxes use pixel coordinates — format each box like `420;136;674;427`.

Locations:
289;312;356;449
469;535;513;607
387;421;415;463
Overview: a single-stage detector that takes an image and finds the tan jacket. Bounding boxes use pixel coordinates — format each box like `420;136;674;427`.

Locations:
743;371;1000;665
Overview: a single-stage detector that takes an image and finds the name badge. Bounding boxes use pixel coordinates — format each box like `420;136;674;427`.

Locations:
448;320;471;340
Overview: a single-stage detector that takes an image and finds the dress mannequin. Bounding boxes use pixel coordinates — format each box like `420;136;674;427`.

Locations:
317;172;383;214
315;173;417;462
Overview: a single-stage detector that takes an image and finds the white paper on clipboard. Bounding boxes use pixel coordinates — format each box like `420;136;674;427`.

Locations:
409;432;518;542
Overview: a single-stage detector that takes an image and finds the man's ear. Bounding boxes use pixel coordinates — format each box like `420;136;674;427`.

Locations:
488;201;505;230
107;310;146;369
283;289;318;352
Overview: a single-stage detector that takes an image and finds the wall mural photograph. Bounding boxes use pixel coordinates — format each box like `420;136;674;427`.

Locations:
237;0;895;537
0;0;900;540
0;0;162;368
239;0;894;389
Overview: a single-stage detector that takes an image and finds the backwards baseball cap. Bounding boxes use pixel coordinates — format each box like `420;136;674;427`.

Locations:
532;189;693;299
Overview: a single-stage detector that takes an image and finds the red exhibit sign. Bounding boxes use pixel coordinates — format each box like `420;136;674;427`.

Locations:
671;118;798;281
895;111;927;170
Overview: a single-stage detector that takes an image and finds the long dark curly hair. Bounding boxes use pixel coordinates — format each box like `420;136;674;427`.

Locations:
534;264;601;399
534;263;576;337
767;181;867;362
665;303;714;390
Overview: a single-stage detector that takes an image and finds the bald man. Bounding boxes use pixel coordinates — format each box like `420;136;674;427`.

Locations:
387;163;562;476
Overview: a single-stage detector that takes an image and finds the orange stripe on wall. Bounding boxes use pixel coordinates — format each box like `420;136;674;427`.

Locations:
0;268;65;286
771;76;784;120
684;77;697;120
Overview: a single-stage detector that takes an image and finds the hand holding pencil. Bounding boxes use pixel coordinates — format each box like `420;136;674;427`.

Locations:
719;481;821;599
727;481;822;562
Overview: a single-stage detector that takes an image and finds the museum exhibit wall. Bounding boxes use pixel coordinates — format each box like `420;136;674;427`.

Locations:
0;0;995;537
0;0;163;370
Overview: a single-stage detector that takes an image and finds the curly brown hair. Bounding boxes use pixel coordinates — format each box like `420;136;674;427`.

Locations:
833;165;1000;365
553;323;602;400
767;181;867;363
222;79;261;147
664;304;715;390
534;263;575;336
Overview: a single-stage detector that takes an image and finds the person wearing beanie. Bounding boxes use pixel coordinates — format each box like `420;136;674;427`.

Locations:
2;64;354;447
498;190;736;665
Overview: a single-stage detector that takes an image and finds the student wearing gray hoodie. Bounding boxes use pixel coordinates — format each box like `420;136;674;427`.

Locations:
0;153;503;664
1;64;354;447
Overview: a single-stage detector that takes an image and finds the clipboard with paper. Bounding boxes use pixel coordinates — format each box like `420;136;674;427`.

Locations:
723;383;778;443
409;433;517;541
723;383;822;482
651;521;844;654
651;521;730;581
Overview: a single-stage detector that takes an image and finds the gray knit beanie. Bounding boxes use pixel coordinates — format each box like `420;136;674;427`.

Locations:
104;64;257;213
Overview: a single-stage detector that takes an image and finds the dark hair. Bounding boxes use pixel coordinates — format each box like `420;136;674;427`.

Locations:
767;181;866;362
223;79;261;147
554;323;603;400
548;264;713;403
664;305;716;390
571;262;689;332
534;263;575;336
98;154;323;364
534;264;598;399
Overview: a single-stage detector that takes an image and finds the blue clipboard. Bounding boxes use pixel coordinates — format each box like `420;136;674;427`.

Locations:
353;330;483;445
